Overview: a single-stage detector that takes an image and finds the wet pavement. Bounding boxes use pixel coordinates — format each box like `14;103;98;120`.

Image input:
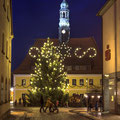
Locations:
7;107;92;120
6;106;120;120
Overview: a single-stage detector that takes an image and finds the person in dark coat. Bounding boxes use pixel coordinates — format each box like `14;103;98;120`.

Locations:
40;95;45;112
95;101;98;111
23;97;26;107
99;97;102;112
19;98;21;105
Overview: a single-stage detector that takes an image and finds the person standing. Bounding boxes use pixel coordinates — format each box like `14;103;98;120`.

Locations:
54;100;59;113
45;98;53;112
99;96;102;112
95;101;98;111
19;98;21;105
23;97;26;107
40;95;45;113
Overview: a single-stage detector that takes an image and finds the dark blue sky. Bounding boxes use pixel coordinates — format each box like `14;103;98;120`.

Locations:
12;0;106;71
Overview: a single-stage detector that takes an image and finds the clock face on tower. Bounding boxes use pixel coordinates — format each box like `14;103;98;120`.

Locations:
62;29;66;34
61;29;69;42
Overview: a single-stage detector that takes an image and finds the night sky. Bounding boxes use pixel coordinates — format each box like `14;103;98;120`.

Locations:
12;0;106;71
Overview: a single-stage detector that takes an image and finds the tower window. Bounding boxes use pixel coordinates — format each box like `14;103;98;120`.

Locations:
63;12;65;18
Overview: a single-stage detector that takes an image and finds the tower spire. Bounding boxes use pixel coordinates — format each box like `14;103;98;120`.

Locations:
59;0;70;43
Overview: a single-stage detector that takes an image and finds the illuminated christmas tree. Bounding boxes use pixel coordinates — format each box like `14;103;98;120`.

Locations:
27;38;69;106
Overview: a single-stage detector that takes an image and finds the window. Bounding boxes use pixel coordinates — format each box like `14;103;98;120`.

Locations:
22;79;26;86
75;66;79;71
66;79;69;85
6;41;8;58
1;76;4;104
72;79;76;86
3;0;6;11
7;5;9;22
79;66;87;70
2;33;5;54
80;79;84;86
5;78;7;102
89;79;93;85
66;66;72;71
63;12;65;18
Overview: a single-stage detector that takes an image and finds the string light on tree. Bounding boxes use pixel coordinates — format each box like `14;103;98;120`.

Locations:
27;37;69;106
29;47;40;58
74;47;97;59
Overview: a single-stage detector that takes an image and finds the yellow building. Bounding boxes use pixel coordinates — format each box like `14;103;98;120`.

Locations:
0;0;13;119
13;38;102;103
97;0;120;114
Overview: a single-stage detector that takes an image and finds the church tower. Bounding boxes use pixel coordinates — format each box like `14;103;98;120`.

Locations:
59;0;70;43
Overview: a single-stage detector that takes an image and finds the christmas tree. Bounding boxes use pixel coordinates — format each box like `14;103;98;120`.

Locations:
27;38;69;106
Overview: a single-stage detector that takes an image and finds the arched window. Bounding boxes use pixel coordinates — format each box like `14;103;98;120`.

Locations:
63;12;65;18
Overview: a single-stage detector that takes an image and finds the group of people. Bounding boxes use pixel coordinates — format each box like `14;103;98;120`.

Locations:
14;97;26;107
87;97;102;112
40;96;59;113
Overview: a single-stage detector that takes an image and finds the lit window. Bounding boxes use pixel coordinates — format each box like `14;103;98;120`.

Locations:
72;79;76;86
80;79;84;86
89;79;93;85
22;79;26;86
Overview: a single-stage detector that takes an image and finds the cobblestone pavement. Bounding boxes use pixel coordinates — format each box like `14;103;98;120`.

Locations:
7;107;92;120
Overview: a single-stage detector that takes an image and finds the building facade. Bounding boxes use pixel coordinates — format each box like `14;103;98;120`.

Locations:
0;0;13;119
13;37;102;104
97;0;120;114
